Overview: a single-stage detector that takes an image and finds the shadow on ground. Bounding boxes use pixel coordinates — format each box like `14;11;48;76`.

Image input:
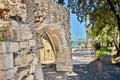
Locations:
43;55;120;80
73;55;120;80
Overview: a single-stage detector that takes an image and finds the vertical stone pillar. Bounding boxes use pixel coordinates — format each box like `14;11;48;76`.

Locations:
56;47;73;71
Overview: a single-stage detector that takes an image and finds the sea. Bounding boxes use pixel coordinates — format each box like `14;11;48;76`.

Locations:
72;41;79;47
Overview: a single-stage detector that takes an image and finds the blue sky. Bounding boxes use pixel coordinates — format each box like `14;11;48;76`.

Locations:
64;0;86;41
70;13;86;41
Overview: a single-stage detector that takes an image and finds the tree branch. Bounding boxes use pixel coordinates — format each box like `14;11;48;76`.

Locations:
106;0;116;14
114;39;120;51
106;0;120;31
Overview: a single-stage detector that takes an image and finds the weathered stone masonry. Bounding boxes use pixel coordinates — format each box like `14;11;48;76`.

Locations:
34;0;72;71
0;0;72;80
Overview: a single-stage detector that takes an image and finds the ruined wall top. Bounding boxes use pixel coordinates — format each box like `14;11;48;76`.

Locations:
34;0;70;29
33;0;71;47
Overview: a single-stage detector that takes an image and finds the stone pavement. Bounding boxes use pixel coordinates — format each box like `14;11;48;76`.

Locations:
43;55;120;80
73;63;120;80
43;62;120;80
42;64;79;80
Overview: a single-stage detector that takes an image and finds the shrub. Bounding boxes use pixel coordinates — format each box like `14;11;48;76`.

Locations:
96;50;108;58
105;47;114;53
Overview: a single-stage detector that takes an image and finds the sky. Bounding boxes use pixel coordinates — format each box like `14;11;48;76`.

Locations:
70;13;86;41
64;0;86;41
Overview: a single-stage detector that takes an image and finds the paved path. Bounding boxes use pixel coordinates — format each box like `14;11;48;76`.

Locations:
72;51;120;80
43;51;120;80
72;51;96;64
73;63;120;80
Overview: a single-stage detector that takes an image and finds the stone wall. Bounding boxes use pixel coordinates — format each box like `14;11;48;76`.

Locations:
34;0;72;71
0;0;72;80
0;0;44;80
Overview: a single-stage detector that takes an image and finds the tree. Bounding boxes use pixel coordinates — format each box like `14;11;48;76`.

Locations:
78;41;82;46
68;0;120;56
84;42;88;49
54;0;65;5
70;40;73;45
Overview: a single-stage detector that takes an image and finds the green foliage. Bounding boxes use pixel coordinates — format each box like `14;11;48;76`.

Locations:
77;41;81;46
96;50;108;58
104;46;114;53
68;0;120;25
0;32;4;41
54;0;64;5
84;42;88;48
70;40;73;45
96;46;114;58
94;42;101;50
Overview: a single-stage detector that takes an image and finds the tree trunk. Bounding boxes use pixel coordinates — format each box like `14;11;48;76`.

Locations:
107;0;120;57
97;57;102;74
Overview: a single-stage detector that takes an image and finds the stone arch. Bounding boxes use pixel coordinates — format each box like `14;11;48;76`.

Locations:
42;29;56;55
38;29;56;64
23;0;73;72
36;24;72;71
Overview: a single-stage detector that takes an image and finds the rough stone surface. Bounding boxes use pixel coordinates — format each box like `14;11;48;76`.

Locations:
14;55;22;66
0;71;6;80
4;53;14;70
0;42;6;53
19;25;33;41
0;54;5;70
22;53;33;66
34;0;72;71
17;68;29;80
20;42;29;48
0;53;14;70
24;75;34;80
5;69;14;80
9;42;19;52
29;39;36;47
0;0;72;80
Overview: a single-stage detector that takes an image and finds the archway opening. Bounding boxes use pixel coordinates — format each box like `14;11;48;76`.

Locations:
35;29;57;70
40;38;55;64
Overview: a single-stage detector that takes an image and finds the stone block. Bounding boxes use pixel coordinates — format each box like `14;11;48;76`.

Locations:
32;56;38;65
34;64;44;80
5;69;14;80
0;42;6;53
24;75;34;80
0;53;14;70
0;70;6;80
19;25;33;40
9;42;19;52
20;49;29;55
22;54;33;66
14;55;22;66
4;53;14;70
0;54;5;70
14;66;18;74
18;68;29;80
9;20;20;41
29;39;36;47
20;42;29;48
29;64;35;74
